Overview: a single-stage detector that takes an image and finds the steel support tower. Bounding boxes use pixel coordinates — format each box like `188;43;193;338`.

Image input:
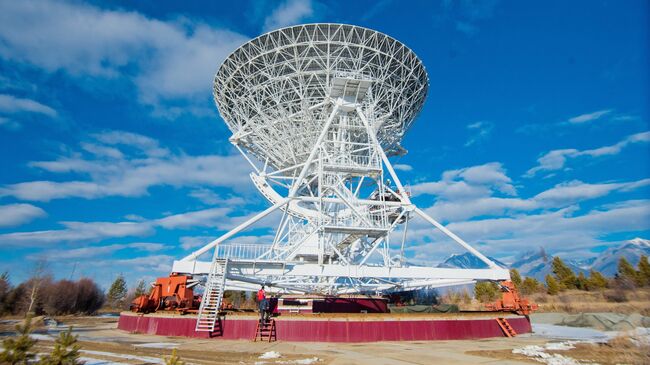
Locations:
172;25;509;316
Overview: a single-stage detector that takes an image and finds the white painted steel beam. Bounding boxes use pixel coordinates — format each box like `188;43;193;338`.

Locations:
173;260;510;281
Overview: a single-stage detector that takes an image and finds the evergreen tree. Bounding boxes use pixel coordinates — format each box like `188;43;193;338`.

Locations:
107;275;128;308
637;255;650;286
551;256;576;289
617;257;640;286
474;281;500;303
587;270;608;290
0;316;37;365
509;269;522;289
38;327;81;365
575;272;588;291
545;274;560;295
164;349;184;365
134;280;148;298
0;271;10;314
521;277;541;296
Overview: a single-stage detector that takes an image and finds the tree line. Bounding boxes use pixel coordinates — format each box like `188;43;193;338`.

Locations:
474;254;650;302
0;271;104;316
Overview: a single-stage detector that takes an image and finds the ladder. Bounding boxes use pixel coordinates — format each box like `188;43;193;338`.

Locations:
195;258;228;332
253;319;277;342
496;317;517;337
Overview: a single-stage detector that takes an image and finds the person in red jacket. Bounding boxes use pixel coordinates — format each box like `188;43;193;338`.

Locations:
257;285;268;322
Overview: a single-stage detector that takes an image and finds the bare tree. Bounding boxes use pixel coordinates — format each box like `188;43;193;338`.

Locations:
26;259;49;315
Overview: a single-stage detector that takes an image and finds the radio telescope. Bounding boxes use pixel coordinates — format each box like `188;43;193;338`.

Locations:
172;23;508;331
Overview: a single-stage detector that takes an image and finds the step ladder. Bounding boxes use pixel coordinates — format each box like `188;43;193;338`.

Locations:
496;317;517;337
195;258;228;332
253;319;277;342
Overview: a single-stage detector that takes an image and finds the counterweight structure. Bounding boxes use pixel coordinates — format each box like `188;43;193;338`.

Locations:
171;24;509;331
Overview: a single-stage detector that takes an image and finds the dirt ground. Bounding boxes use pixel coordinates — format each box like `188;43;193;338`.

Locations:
2;314;648;365
1;315;551;364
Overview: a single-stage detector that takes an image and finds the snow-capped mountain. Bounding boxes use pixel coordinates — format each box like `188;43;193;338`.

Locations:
567;257;597;271
591;238;650;276
437;252;508;269
509;248;586;281
433;238;649;280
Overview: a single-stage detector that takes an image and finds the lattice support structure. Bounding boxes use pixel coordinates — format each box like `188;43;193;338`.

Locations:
173;23;510;298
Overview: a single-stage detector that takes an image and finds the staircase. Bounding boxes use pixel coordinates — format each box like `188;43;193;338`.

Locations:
337;233;361;251
195;258;228;332
253;319;277;342
496;317;517;337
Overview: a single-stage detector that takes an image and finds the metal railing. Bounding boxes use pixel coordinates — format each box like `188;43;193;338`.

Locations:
325;208;390;230
322;154;381;172
215;243;273;261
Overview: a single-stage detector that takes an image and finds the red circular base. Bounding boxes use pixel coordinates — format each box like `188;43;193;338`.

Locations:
118;312;531;342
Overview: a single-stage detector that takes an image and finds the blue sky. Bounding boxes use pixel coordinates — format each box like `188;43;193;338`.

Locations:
0;0;648;288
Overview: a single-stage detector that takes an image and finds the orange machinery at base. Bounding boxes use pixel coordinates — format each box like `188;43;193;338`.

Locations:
486;280;538;316
130;274;201;313
131;275;537;316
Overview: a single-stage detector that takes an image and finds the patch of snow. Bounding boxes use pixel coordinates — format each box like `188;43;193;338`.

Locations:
629;237;650;247
79;357;124;365
543;342;577;351
133;342;179;349
288;358;320;364
257;359;321;365
621;327;650;347
97;313;119;318
81;350;165;364
30;334;55;341
532;323;614;342
43;318;59;327
513;345;584;365
259;351;282;359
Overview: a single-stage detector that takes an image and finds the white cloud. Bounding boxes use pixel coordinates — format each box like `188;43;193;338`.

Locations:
0;204;251;247
406;198;650;263
189;188;246;206
393;164;413;172
526;131;650;177
402;160;650;263
533;179;650;205
465;121;493;146
29;242;166;260
263;0;314;32
409;159;650;231
0;203;47;227
0;130;252;201
104;254;174;273
0;94;57;117
180;235;215;250
568;109;612;124
92;130;169;157
0;0;248;110
446;200;650;253
0;221;153;246
455;162;513;193
438;0;501;36
412;162;515;199
423;197;537;222
156;207;231;229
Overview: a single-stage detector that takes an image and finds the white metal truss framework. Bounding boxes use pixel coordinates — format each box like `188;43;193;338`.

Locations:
173;24;509;295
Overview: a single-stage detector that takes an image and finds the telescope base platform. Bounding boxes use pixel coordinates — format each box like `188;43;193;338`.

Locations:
117;311;531;342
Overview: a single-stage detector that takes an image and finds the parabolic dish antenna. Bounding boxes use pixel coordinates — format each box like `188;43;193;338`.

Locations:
213;23;429;170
